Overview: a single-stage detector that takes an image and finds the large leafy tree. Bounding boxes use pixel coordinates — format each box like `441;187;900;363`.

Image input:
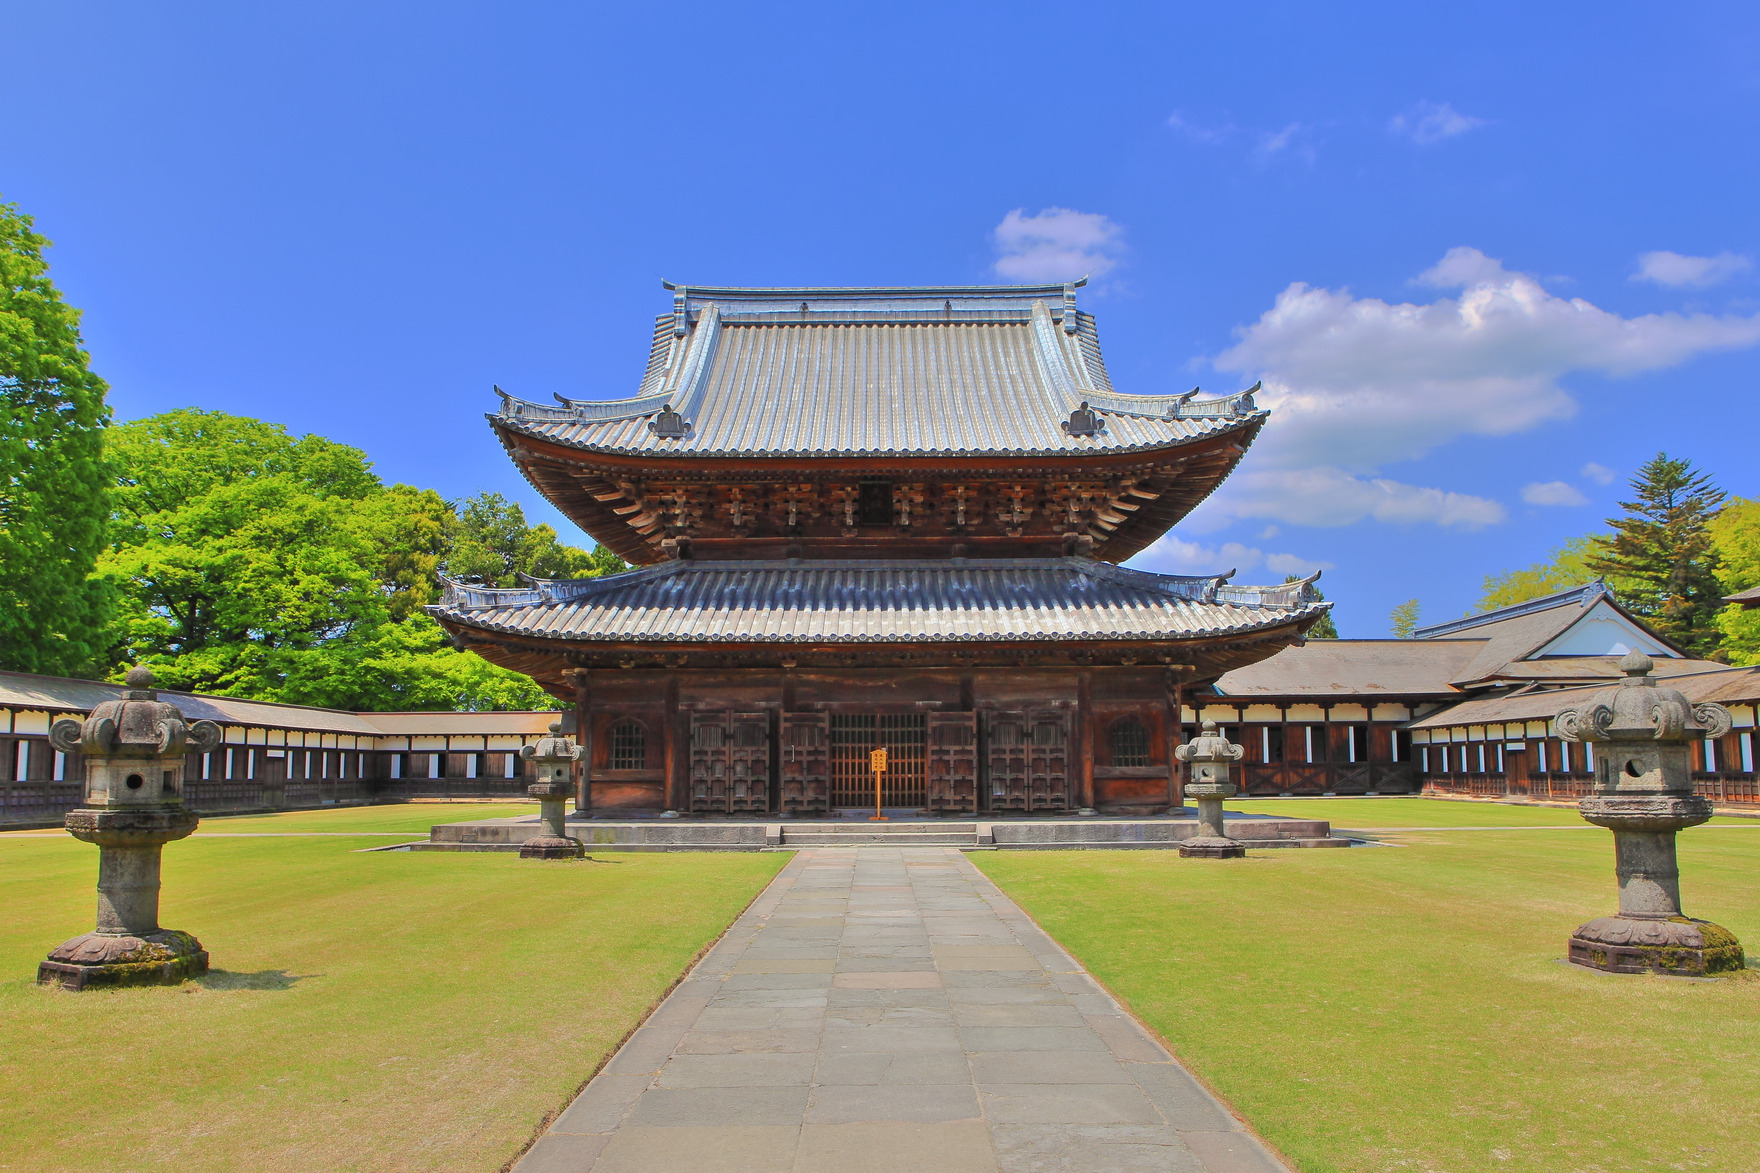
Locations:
448;491;624;585
99;409;621;710
1475;535;1607;613
1711;497;1760;666
1586;453;1726;656
0;198;111;674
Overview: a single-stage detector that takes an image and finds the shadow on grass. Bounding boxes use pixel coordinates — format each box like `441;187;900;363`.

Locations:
195;969;315;991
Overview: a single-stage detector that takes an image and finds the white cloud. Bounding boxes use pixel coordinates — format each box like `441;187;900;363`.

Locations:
1166;111;1232;144
1133;535;1332;580
993;208;1123;282
1521;481;1589;507
1633;250;1753;289
1389;101;1486;145
1253;122;1314;163
1581;462;1616;485
1206;246;1760;528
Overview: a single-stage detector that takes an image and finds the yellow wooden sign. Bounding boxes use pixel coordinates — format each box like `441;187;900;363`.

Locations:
869;747;888;774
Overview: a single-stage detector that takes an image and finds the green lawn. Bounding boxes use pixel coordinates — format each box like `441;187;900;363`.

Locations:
191;801;539;835
0;826;785;1173
975;821;1760;1173
1232;794;1759;828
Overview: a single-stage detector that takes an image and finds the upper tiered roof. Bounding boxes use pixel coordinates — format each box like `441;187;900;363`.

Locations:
492;281;1264;461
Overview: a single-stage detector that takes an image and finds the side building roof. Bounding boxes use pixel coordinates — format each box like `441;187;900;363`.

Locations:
1210;639;1485;701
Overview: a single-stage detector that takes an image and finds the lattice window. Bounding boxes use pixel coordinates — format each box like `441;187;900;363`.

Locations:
1110;718;1150;767
609;721;646;769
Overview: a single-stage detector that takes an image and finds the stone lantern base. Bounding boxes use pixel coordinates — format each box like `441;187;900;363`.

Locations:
519;836;587;860
1567;916;1744;977
38;929;209;991
1178;837;1246;859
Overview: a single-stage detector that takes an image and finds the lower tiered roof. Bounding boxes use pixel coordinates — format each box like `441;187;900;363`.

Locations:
428;559;1328;678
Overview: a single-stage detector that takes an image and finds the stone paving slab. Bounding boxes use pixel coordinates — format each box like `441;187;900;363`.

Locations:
514;847;1292;1173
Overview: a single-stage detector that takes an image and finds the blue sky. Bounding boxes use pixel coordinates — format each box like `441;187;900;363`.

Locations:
6;2;1758;637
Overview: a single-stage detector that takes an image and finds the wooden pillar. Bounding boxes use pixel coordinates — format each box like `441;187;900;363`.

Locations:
1077;671;1094;810
572;670;593;814
1165;676;1184;811
663;672;680;812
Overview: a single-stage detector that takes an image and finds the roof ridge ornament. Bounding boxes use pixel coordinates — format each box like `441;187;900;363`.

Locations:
650;402;689;438
1062;283;1079;334
1062;401;1102;437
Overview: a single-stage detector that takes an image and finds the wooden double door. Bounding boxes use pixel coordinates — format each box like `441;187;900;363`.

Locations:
692;707;1072;817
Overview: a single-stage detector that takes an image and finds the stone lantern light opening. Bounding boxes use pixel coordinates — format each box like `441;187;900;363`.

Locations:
1556;651;1745;976
1174;719;1246;859
37;665;223;990
520;721;586;859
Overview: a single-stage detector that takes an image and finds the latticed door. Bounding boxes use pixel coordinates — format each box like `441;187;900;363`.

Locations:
927;713;978;814
781;713;830;815
830;714;927;809
690;710;772;814
985;708;1071;811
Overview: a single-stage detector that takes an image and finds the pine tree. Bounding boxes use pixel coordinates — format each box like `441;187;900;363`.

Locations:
1285;574;1338;638
0;198;111;674
1586;453;1725;656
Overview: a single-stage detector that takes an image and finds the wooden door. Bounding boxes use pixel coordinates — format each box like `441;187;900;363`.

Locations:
927;713;977;814
689;710;730;813
1026;709;1071;811
984;711;1030;811
1506;744;1530;797
728;712;770;814
781;713;830;815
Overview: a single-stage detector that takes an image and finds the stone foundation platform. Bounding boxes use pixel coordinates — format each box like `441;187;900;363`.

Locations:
408;811;1348;853
1567;915;1746;977
37;929;209;991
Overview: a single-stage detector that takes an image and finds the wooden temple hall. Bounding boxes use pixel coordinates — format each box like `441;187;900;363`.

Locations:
431;281;1331;817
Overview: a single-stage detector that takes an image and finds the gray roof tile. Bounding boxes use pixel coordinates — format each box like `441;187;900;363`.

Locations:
495;285;1260;459
429;559;1328;645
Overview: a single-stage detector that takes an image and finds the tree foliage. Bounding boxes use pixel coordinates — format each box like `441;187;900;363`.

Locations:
1390;599;1421;638
1712;497;1760;666
1475;535;1607;613
0;198;111;675
1285;574;1337;638
448;492;624;585
1586;453;1726;656
98;409;623;710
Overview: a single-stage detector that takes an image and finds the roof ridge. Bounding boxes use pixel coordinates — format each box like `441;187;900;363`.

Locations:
1414;580;1613;638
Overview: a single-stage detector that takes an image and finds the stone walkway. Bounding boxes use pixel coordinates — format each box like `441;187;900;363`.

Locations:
515;848;1288;1173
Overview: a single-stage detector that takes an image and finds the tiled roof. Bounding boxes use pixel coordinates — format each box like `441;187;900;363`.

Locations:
493;284;1262;459
1725;584;1760;607
428;559;1329;645
1210;639;1485;699
1406;664;1760;730
0;670;563;735
1412;582;1685;686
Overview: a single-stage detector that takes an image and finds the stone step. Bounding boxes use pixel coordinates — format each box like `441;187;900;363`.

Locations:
782;830;978;847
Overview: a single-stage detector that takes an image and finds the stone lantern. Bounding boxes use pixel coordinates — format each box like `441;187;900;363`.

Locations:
1174;719;1246;859
519;721;585;860
38;666;222;990
1556;652;1745;976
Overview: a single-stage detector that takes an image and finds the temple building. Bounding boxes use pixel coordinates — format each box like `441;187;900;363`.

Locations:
428;281;1330;816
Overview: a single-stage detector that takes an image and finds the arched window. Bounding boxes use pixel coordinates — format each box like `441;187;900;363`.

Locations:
1110;718;1150;767
609;721;646;770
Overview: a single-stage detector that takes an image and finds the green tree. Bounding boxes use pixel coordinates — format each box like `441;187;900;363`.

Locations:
1475;535;1607;613
1285;574;1337;638
0;198;111;675
1586;453;1726;656
1711;496;1760;665
96;409;611;710
1390;599;1421;638
447;491;623;584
